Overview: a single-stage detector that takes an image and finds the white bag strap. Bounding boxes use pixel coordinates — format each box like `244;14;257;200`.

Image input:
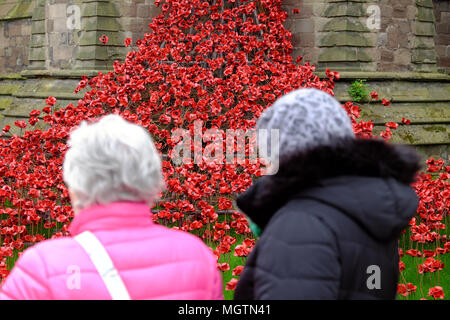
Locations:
74;231;131;300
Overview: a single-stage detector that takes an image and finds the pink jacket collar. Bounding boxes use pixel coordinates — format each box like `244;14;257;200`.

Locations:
69;202;153;236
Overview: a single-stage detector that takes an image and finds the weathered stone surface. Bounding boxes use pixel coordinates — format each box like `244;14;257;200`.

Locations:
2;98;78;118
8;78;82;100
78;30;125;46
373;124;450;145
360;103;450;125
26;60;46;70
82;16;121;32
412;49;437;63
411;63;438;72
106;46;126;61
327;0;367;2
1;0;34;21
320;71;450;81
76;45;109;61
82;1;119;18
31;6;45;21
20;69;111;78
414;145;449;160
318;47;358;62
329;63;448;152
28;47;46;61
334;77;450;103
285;18;315;33
417;7;435;22
29;34;46;48
73;59;113;69
318;61;377;72
319;31;374;47
357;48;374;62
393;49;412;66
30;20;45;34
0;74;25;80
292;32;315;47
412;36;436;49
414;21;436;36
0;97;13;110
434;0;450;73
321;17;368;32
324;3;364;17
416;0;433;8
380;49;394;62
386;25;401;49
0;82;20;95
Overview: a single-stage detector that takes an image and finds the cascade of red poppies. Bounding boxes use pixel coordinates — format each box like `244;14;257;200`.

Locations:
0;0;447;299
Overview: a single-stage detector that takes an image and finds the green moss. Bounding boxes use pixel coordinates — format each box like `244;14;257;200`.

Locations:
423;125;447;132
360;110;382;120
316;71;450;81
0;97;13;110
399;132;416;144
2;0;34;21
0;84;21;95
319;32;373;47
0;73;25;80
318;47;358;62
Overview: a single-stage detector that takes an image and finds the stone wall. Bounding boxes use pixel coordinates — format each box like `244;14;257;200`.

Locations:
118;0;161;46
282;0;442;72
376;0;417;72
72;0;161;70
282;0;321;67
413;0;438;72
319;0;380;72
0;0;448;74
26;0;161;72
0;0;35;73
434;0;450;73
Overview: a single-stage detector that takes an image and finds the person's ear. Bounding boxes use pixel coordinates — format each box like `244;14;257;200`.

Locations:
69;189;81;215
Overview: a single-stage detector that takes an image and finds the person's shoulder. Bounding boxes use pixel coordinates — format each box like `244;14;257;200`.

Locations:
9;237;74;275
266;198;319;227
23;236;79;261
34;236;77;250
161;227;216;258
163;226;207;245
263;199;335;244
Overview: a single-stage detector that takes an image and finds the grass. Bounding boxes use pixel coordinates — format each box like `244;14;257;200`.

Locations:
183;215;250;300
217;246;246;300
397;230;450;300
398;254;450;300
2;211;448;300
193;215;449;300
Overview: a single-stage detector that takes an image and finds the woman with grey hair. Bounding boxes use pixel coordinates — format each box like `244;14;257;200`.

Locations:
0;114;223;300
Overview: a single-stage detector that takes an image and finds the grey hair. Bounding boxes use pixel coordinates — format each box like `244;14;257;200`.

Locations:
63;114;164;210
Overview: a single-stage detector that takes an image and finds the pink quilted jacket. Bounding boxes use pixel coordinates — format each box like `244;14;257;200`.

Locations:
0;202;223;300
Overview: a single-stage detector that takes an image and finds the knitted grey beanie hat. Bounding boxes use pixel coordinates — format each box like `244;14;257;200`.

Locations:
257;88;355;159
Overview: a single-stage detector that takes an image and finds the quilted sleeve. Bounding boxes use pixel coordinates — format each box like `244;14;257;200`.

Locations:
0;247;52;300
252;212;341;300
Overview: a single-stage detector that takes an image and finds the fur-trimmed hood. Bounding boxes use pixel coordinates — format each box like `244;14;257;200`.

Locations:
236;138;422;241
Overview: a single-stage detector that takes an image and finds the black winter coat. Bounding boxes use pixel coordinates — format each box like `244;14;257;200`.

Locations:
234;139;421;300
